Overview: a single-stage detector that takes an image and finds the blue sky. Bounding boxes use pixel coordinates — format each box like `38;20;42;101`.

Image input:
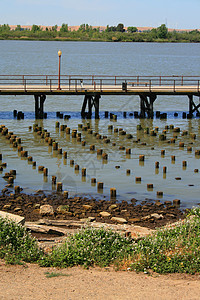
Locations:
0;0;199;29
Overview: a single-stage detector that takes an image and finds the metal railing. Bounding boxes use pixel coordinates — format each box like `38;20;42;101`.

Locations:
0;75;200;93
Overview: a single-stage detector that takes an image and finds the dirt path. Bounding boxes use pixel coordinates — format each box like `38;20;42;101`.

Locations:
0;260;199;300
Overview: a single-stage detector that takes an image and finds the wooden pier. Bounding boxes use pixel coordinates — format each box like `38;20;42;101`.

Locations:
0;75;200;119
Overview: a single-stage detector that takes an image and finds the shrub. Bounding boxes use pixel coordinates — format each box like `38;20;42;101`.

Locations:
0;217;42;264
129;207;200;274
39;227;134;268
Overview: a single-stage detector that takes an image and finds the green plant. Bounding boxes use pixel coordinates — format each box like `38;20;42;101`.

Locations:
39;227;134;268
129;207;200;274
0;217;42;264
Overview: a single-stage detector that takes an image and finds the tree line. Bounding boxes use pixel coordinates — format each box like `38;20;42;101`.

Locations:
0;23;200;43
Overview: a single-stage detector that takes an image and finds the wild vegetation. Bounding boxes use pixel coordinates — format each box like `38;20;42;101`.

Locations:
0;207;200;274
0;23;200;42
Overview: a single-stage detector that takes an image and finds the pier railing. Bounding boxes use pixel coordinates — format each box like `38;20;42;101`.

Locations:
0;75;200;93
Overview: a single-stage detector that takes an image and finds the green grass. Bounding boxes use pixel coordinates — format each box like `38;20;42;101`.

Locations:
0;207;200;274
44;271;71;278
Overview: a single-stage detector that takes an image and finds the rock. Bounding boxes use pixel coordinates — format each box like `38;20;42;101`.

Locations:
34;204;40;209
3;204;11;210
40;205;54;216
151;213;163;220
88;217;96;222
129;218;141;223
0;210;25;225
111;217;127;224
82;204;92;210
109;204;118;210
166;213;176;218
141;215;151;221
99;211;111;217
14;207;22;212
164;201;172;205
57;205;69;214
155;201;163;207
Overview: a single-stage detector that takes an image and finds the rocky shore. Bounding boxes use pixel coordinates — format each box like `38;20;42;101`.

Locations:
0;189;186;229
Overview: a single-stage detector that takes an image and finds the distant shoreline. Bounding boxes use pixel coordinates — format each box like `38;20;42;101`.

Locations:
0;37;199;43
1;23;200;43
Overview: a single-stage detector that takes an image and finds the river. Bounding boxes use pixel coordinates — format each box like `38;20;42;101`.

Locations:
0;40;200;208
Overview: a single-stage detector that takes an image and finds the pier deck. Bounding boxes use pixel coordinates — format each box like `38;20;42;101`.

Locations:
0;75;200;118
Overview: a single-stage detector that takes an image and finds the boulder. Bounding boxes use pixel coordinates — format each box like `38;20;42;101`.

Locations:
82;205;93;210
99;211;111;217
111;217;127;224
40;205;54;216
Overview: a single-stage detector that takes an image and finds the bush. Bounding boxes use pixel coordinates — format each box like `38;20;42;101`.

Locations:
39;227;134;268
0;217;42;264
129;207;200;274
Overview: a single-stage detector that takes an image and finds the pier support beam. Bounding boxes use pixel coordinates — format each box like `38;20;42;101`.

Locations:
34;94;46;119
139;94;157;118
188;95;200;116
81;94;101;119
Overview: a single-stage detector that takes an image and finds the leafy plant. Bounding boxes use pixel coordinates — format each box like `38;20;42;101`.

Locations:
129;207;200;274
0;217;42;264
39;227;134;268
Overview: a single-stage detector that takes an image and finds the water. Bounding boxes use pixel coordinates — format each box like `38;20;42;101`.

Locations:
0;40;200;208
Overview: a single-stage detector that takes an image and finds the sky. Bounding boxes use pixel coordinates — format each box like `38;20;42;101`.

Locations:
0;0;200;29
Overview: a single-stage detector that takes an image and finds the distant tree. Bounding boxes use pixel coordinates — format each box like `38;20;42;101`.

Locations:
60;23;68;32
116;23;124;32
127;26;138;33
15;25;22;31
157;24;168;39
78;24;86;31
0;24;10;32
52;25;58;32
31;24;41;33
105;25;116;32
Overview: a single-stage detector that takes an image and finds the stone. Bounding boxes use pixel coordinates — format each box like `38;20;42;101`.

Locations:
57;205;69;214
82;205;93;210
3;204;11;210
40;205;54;216
111;217;127;224
0;210;25;225
109;204;118;210
34;204;40;209
141;215;151;221
129;218;141;223
151;213;163;220
99;211;111;217
88;217;96;222
14;207;22;212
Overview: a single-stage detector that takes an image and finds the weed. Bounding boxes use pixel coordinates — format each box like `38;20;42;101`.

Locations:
44;271;71;278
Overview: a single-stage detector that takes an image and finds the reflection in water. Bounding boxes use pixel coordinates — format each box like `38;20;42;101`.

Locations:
1;116;200;208
1;41;200;207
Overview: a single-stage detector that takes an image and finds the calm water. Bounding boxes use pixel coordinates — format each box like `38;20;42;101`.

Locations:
0;40;200;208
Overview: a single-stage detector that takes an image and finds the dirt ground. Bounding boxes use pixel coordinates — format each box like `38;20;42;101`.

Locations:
0;260;199;300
